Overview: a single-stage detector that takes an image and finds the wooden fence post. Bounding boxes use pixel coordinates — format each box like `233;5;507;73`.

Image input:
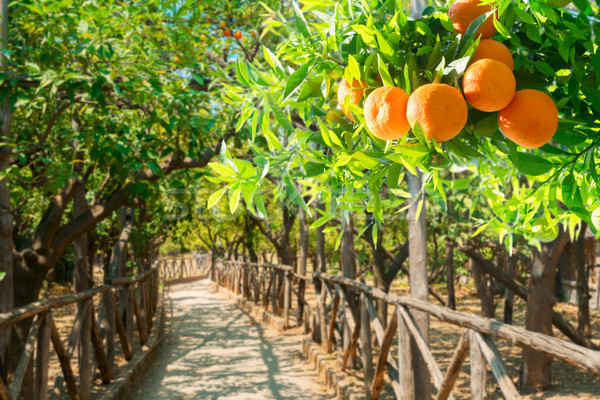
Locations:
283;272;290;330
470;330;487;400
398;306;415;399
34;313;50;400
360;294;373;399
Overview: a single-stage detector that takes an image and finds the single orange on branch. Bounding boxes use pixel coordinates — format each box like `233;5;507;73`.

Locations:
337;77;368;122
471;39;514;70
364;86;410;141
234;31;243;40
462;59;516;112
220;21;227;28
498;89;558;148
448;0;496;39
224;29;232;38
406;83;468;142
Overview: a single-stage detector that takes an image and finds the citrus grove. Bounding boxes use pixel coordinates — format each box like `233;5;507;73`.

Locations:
207;0;600;393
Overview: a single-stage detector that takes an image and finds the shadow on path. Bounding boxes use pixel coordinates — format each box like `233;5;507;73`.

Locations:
129;280;331;400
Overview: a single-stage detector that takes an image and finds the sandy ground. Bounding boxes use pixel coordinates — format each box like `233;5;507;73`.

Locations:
129;280;333;400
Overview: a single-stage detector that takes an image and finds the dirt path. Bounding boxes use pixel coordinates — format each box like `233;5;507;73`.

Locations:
129;280;333;400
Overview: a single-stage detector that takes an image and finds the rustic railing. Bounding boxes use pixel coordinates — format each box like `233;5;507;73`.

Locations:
0;266;160;400
212;260;600;400
212;260;312;330
0;252;212;400
158;252;211;285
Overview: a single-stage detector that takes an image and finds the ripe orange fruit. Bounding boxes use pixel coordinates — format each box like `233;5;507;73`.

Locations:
406;84;468;142
363;86;410;141
173;55;182;64
220;21;227;29
448;0;496;39
250;30;257;38
234;31;242;40
224;29;232;38
337;78;368;122
471;39;514;70
498;89;558;148
462;59;516;112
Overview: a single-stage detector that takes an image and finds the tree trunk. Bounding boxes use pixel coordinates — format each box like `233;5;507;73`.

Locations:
504;253;517;324
445;239;456;310
0;0;12;384
573;225;591;337
471;257;495;318
316;201;326;273
407;170;430;399
341;213;356;279
365;213;388;328
297;206;308;324
521;232;570;393
72;122;92;400
109;208;134;349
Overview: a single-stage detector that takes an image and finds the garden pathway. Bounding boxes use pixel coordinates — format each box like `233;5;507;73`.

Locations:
129;280;332;400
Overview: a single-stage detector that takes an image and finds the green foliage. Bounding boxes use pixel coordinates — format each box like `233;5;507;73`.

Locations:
206;0;600;251
7;0;278;254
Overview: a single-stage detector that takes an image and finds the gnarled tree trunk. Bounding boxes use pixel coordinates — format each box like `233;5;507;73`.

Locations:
0;0;12;384
522;231;570;393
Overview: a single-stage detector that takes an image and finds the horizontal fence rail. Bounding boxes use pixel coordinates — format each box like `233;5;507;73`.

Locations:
0;253;211;400
212;259;600;400
159;252;212;285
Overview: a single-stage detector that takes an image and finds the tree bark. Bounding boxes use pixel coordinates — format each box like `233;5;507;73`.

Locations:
445;239;456;311
471;257;495;318
341;212;356;279
407;170;430;399
522;231;570;393
573;225;591;337
315;201;326;273
72;120;92;400
365;212;388;328
504;253;517;325
0;0;12;383
297;206;308;324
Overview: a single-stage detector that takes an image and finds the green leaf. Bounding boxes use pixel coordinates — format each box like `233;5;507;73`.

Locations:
472;222;490;238
493;18;511;38
207;187;227;209
263;46;284;73
236;61;251;87
284;61;312;100
229;185;241;214
292;1;311;37
254;192;268;218
353;152;379;169
283;175;308;212
509;152;553;176
513;5;536;24
241;181;256;214
473;114;499;137
352;25;378;47
348;54;361;81
310;213;334;229
462;12;493;42
209;162;236;179
534;61;555;77
268;98;294;132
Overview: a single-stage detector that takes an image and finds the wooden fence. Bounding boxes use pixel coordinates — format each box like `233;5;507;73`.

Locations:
159;252;211;285
212;260;312;330
212;260;600;400
0;253;211;400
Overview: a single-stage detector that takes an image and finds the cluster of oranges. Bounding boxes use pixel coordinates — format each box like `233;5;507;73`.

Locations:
219;21;243;40
337;0;559;149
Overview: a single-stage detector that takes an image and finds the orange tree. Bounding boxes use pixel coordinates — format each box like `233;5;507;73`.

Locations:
208;0;600;392
0;0;280;386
